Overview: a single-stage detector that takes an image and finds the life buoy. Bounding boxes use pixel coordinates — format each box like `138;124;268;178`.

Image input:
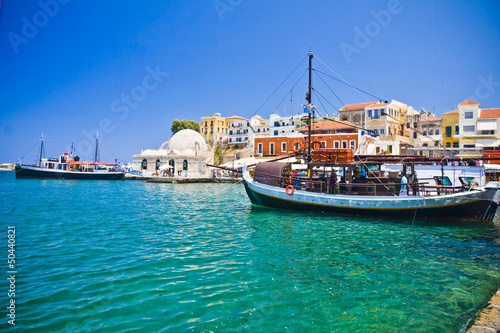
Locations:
286;185;294;195
312;141;322;149
41;163;44;167
292;143;303;152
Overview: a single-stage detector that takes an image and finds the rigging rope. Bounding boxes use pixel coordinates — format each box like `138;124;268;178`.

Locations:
249;53;309;118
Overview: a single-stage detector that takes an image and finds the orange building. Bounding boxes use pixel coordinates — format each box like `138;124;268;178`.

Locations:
254;120;360;157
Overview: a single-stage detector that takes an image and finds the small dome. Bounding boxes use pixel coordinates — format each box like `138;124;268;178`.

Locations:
168;129;208;151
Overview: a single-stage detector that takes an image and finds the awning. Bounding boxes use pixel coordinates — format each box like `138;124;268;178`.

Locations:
477;120;497;131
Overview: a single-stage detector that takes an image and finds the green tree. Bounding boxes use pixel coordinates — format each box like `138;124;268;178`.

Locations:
171;119;200;134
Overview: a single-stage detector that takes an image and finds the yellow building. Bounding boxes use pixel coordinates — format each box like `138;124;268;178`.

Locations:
441;110;459;150
199;113;229;147
199;114;247;148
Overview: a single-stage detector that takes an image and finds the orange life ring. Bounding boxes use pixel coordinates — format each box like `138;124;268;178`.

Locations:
292;143;303;152
41;163;44;167
312;141;322;149
286;185;294;195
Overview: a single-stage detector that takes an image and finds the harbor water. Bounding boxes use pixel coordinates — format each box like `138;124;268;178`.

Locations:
1;171;500;332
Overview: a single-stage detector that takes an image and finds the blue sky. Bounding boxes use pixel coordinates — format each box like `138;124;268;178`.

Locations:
1;0;499;164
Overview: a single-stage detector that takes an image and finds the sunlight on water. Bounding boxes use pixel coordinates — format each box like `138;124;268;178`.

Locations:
1;171;500;332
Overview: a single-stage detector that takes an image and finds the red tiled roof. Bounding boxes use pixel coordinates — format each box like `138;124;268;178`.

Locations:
227;115;247;120
443;110;458;115
458;99;480;106
479;108;500;119
367;102;390;108
298;120;358;131
420;116;442;122
339;101;377;111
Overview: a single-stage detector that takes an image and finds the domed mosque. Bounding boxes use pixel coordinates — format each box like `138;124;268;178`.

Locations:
132;129;214;176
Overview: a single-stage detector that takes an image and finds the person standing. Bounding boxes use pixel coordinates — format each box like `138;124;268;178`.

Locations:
400;173;408;196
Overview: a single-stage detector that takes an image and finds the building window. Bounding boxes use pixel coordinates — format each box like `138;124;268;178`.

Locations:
423;130;427;136
465;111;474;119
270;143;275;155
274;130;278;136
141;159;147;170
380;129;385;134
446;142;450;148
413;132;417;139
350;140;356;149
368;110;372;117
463;126;475;132
258;143;263;154
321;141;326;148
435;129;439;135
183;160;188;171
453;142;459;148
342;140;348;149
169;159;175;172
334;141;340;149
455;126;459;135
155;159;160;170
445;126;452;137
429;129;433;135
373;110;379;119
464;144;476;148
281;142;287;152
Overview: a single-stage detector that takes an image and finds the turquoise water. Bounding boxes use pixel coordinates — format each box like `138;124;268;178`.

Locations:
1;171;500;332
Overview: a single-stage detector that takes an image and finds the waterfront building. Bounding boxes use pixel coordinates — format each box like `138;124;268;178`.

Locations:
338;101;377;128
364;100;415;154
228;116;266;148
442;110;460;156
132;129;213;176
253;120;359;157
453;99;500;158
269;114;304;137
417;116;443;157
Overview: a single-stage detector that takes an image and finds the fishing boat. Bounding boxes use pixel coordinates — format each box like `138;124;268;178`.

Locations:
15;134;125;180
241;52;500;222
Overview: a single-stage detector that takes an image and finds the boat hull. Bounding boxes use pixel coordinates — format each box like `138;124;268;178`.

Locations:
243;172;500;221
15;165;124;180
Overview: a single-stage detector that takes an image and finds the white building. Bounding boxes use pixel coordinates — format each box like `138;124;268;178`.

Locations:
132;129;213;176
269;114;303;137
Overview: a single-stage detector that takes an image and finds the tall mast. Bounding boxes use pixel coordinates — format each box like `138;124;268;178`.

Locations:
94;131;99;163
307;51;313;163
38;132;44;166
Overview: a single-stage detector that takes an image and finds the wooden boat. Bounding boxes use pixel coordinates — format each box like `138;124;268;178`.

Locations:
241;52;500;221
242;161;500;221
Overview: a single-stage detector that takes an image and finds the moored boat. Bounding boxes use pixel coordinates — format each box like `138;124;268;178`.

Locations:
15;134;125;180
241;51;500;222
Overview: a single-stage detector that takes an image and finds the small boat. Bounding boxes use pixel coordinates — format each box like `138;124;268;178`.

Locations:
15;134;125;180
241;52;500;222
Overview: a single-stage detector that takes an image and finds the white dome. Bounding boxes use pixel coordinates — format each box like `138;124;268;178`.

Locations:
182;149;195;156
169;129;208;152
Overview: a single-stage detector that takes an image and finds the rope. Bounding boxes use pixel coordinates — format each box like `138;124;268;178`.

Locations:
314;55;382;101
249;53;308;118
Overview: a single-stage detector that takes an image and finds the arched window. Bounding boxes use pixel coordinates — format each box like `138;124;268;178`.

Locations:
155;159;160;170
169;159;175;173
183;160;188;171
141;159;147;170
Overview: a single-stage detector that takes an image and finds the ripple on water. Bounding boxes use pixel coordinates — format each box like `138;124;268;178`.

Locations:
2;176;500;332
